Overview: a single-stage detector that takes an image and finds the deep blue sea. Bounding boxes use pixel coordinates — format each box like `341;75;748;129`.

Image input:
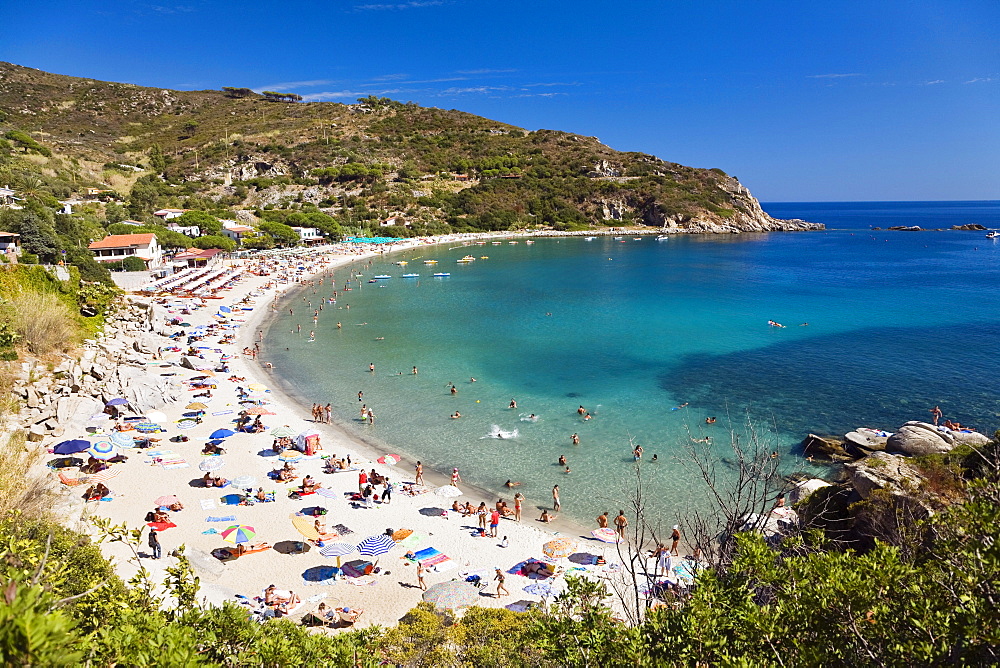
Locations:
265;201;1000;525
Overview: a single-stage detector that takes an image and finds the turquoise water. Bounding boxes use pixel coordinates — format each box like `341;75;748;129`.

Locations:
265;202;1000;525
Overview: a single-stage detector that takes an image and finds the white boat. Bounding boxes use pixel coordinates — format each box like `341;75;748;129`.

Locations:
525;240;535;244
457;255;475;263
585;237;595;241
508;241;518;245
402;273;420;278
987;231;1000;239
492;241;502;245
433;272;451;277
374;275;391;279
656;235;670;241
423;260;438;264
396;261;408;265
613;236;623;240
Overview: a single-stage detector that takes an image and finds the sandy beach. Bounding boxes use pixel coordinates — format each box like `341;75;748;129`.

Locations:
66;236;650;629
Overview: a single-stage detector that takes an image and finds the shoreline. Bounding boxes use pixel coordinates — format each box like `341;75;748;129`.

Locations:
238;236;598;540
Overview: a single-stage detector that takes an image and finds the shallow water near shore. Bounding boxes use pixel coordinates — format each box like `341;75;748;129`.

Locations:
264;201;1000;526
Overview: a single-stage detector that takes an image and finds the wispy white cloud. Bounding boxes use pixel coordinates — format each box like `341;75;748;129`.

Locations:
455;68;517;75
148;3;195;13
438;86;512;95
807;73;862;79
370;73;410;81
361;76;467;86
922;79;945;85
261;79;339;92
354;0;443;10
511;92;567;98
524;81;580;88
301;88;407;102
964;77;995;84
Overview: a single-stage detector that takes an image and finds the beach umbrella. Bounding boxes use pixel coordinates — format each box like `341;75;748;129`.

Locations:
109;432;135;448
186;402;209;411
219;305;232;313
87;440;118;460
422;581;480;610
271;425;297;439
154;495;180;507
290;515;320;540
243;407;275;416
199;457;226;472
591;528;622;544
105;398;128;406
542;538;576;560
176;419;198;430
356;534;396;557
377;454;401;466
232;474;257;488
319;542;356;567
146;411;168;424
210;429;236;439
53;439;90;455
221;524;256;544
135;422;163;433
247;383;269;393
434;485;462;498
279;450;303;462
86;468;121;485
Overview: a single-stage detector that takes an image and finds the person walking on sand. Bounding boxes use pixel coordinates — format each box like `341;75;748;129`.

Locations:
614;510;629;538
489;508;500;537
417;561;427;591
451;468;461;488
148;528;161;560
670;525;681;555
358;469;367;492
597;511;609;529
552;485;561;512
494;568;509;597
415;461;424;485
513;492;524;522
930;405;943;426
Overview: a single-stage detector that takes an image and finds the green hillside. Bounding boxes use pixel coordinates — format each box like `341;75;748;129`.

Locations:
0;61;815;253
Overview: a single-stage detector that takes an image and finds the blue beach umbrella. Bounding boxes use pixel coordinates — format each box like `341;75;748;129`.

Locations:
105;398;128;406
210;429;236;439
109;433;135;448
53;439;90;455
219;305;232;313
356;534;396;557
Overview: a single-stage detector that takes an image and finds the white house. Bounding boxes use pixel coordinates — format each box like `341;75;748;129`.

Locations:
290;226;324;244
379;216;410;228
0;232;20;257
88;233;164;268
153;208;187;221
222;225;255;243
164;221;201;236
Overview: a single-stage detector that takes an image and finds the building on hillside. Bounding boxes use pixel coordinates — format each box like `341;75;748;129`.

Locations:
164;221;201;236
0;232;21;258
84;187;117;199
451;173;470;181
0;187;20;207
173;247;224;269
379;216;410;228
88;233;163;268
153;208;187;221
222;224;254;243
290;227;324;244
119;220;145;227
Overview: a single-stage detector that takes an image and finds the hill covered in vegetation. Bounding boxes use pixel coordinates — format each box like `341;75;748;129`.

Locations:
0;61;818;247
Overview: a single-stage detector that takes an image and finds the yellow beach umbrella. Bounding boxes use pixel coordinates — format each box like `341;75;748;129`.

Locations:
247;383;268;393
290;514;320;541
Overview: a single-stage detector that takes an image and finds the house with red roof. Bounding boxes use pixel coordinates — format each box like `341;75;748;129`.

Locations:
88;233;163;268
173;247;224;269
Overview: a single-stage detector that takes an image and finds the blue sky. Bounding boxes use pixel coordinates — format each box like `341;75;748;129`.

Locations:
2;1;997;201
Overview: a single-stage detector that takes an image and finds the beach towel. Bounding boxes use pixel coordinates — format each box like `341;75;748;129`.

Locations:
421;553;451;568
212;410;234;416
200;499;217;510
147;521;177;531
220;494;243;505
202;528;218;534
331;523;353;536
346;576;377;586
205;515;238;522
315;488;339;499
411;547;440;561
398;532;424;549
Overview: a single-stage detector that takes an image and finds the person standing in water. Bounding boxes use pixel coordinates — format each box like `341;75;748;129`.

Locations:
571;433;580;445
552;485;561;511
509;398;517;409
412;366;418;375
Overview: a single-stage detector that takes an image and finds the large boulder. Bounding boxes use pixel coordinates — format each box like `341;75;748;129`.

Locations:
887;421;959;455
788;478;832;505
844;429;889;457
802;433;851;461
845;452;924;500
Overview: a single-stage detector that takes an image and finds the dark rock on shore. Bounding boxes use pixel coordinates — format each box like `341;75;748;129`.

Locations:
802;433;852;461
951;224;986;230
887;225;922;231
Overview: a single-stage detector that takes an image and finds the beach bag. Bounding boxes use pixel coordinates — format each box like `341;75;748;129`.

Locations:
288;491;301;500
144;511;155;522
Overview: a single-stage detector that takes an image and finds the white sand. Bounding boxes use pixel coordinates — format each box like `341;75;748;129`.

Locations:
75;238;633;629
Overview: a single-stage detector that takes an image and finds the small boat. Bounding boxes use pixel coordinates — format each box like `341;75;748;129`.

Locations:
632;237;641;241
396;261;408;265
368;279;376;283
476;241;486;245
987;231;1000;239
457;255;475;263
525;240;535;244
374;275;391;279
402;273;420;278
492;241;502;245
613;236;623;240
433;272;451;277
480;256;489;259
656;235;670;241
585;237;595;241
508;241;518;244
423;260;438;264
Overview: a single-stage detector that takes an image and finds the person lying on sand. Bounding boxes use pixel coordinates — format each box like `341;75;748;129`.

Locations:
538;509;555;523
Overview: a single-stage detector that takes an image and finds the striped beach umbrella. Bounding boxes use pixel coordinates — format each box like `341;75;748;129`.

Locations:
542;538;576;560
591;528;622;544
319;542;356;567
109;432;135;448
87;440;118;460
221;524;256;544
199;457;226;472
243;407;275;416
134;423;163;433
271;426;297;438
86;468;121;485
154;495;180;507
377;454;401;466
356;534;396;557
232;474;257;488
